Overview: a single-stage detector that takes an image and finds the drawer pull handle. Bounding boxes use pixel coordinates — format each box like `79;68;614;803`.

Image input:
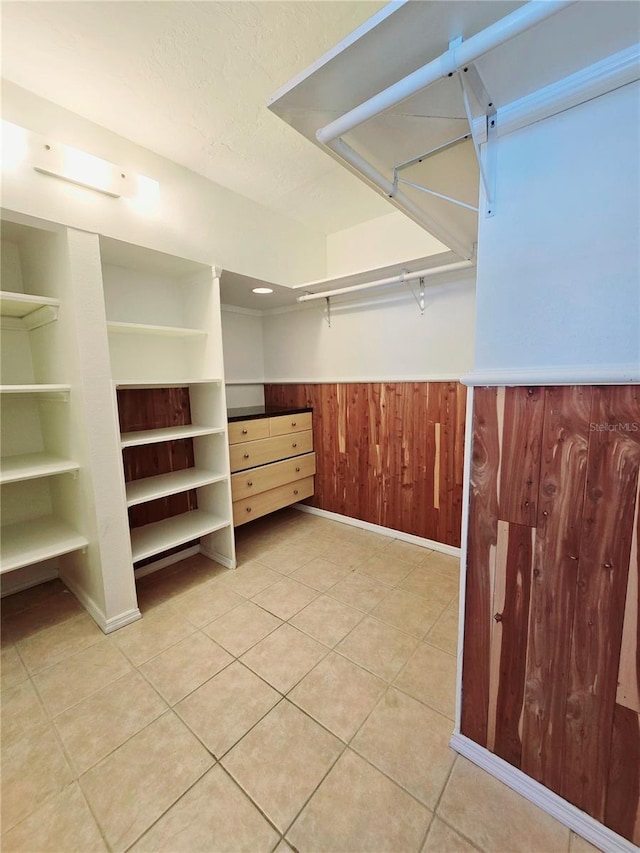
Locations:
295;467;300;472
247;481;253;486
291;421;296;427
294;489;299;495
242;428;248;434
243;453;250;459
292;442;297;448
246;507;252;513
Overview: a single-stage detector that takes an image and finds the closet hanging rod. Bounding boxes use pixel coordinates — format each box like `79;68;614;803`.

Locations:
296;259;474;303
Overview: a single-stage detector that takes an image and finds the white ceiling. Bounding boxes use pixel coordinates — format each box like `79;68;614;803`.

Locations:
0;0;393;235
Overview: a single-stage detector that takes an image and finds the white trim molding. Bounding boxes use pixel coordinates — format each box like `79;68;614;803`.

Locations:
220;304;263;317
462;364;640;387
450;733;638;853
293;503;461;558
133;545;200;578
62;574;141;634
265;374;465;385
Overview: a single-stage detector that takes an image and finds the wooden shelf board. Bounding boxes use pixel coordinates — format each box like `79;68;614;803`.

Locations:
0;384;70;395
1;516;88;574
0;453;79;484
115;379;222;390
120;424;225;448
0;291;60;318
130;509;229;562
107;321;206;337
126;467;227;506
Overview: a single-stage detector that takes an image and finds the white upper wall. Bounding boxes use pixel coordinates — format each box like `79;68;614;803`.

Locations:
326;211;448;278
1;81;327;285
473;81;640;379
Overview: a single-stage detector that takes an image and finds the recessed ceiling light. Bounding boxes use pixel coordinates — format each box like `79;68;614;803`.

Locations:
252;287;273;294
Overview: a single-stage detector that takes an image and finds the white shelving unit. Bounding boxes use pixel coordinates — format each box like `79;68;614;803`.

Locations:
101;236;236;574
1;517;88;575
0;453;79;484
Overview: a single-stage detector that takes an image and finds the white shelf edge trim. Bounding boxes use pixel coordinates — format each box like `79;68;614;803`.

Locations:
0;517;88;574
0;453;79;484
120;424;225;448
450;733;639;853
115;378;222;389
107;321;206;337
265;374;464;384
293;504;461;558
130;510;230;562
0;384;71;394
125;468;227;507
462;364;640;386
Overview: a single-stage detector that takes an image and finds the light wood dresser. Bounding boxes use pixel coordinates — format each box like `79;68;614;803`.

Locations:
228;407;315;526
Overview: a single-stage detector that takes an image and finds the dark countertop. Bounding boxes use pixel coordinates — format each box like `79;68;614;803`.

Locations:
227;405;312;422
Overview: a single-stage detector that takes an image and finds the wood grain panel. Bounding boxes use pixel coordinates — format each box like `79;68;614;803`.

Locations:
604;704;640;844
617;473;640;713
461;386;500;745
562;386;640;819
499;386;545;527
521;386;592;792
264;382;466;547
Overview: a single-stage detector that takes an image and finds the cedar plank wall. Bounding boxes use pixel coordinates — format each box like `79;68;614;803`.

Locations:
462;385;640;845
264;383;466;548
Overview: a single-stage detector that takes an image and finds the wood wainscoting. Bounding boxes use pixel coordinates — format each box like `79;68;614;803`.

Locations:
264;382;466;548
461;384;640;845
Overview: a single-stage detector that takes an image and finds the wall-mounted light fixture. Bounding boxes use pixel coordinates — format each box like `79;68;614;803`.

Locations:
1;120;160;209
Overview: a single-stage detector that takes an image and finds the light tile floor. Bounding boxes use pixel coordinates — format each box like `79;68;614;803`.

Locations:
1;509;602;853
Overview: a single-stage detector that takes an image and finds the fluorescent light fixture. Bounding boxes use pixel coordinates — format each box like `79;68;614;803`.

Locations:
252;287;273;294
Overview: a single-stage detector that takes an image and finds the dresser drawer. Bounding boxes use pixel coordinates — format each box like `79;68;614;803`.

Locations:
228;418;270;445
231;452;316;501
233;476;314;526
269;411;312;437
229;430;313;473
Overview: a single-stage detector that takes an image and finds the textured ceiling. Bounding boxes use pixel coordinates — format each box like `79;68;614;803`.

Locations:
0;0;392;234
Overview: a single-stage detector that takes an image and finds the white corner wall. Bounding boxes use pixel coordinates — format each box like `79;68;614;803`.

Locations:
263;273;476;382
326;211;449;278
1;81;326;286
473;82;640;379
221;307;265;407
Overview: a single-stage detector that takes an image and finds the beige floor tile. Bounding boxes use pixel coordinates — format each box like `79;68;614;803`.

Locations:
55;669;166;773
176;661;280;757
111;603;196;666
1;589;84;645
395;642;457;720
358;552;416;587
289;652;386;742
219;561;282;598
80;711;214;853
352;687;455;808
134;561;217;612
438;757;570;853
33;639;132;717
1;723;74;832
203;600;282;656
321;540;377;570
1;678;48;745
423;550;461;582
130;765;279;853
336;616;418;681
327;571;390;612
382;539;433;566
0;646;28;690
287;748;431;853
289;557;352;591
347;527;393;550
371;587;446;638
400;566;459;606
241;623;328;693
251;577;318;620
170;581;244;627
16;613;104;674
422;816;479;852
290;594;364;647
222;700;342;832
426;603;460;655
287;531;332;556
570;832;604;852
141;632;233;705
1;782;107;853
273;841;294;853
254;543;315;575
0;578;65;618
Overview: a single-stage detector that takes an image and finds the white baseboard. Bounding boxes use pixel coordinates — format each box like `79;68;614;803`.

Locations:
133;546;200;579
199;544;236;570
292;504;461;558
449;733;637;853
462;364;640;387
103;608;142;634
0;566;59;597
62;574;141;634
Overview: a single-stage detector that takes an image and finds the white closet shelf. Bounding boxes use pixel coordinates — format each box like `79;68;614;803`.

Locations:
107;321;206;337
0;384;70;395
126;467;227;507
115;379;222;390
1;516;88;574
131;509;229;563
0;291;60;318
0;453;79;484
121;424;225;448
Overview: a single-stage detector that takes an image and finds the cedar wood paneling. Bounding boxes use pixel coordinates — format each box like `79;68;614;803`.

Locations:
463;385;640;845
264;382;466;548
